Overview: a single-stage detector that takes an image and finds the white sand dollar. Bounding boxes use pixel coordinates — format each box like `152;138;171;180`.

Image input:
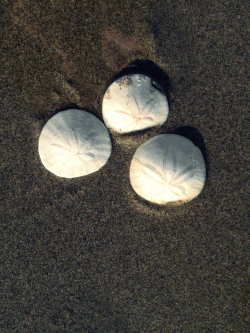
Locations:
102;74;169;133
130;134;206;204
38;109;112;178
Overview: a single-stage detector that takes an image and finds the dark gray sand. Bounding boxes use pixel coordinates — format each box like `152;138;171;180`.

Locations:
1;0;249;332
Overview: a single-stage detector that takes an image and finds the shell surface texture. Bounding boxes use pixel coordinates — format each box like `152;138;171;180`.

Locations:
102;74;169;133
130;134;206;204
38;109;112;178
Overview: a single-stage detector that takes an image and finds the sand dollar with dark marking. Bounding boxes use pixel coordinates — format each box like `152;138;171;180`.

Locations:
38;109;112;178
130;134;206;204
102;74;169;133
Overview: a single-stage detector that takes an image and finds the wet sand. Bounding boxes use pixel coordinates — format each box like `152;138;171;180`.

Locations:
1;0;248;331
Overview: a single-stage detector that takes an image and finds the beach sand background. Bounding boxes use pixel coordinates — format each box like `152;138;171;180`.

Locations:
1;0;249;331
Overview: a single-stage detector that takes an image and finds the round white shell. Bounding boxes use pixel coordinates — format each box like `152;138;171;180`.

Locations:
102;74;169;133
130;134;206;204
38;109;112;178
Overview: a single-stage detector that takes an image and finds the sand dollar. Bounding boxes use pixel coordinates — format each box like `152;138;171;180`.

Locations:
130;134;206;204
102;74;169;133
38;109;112;178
